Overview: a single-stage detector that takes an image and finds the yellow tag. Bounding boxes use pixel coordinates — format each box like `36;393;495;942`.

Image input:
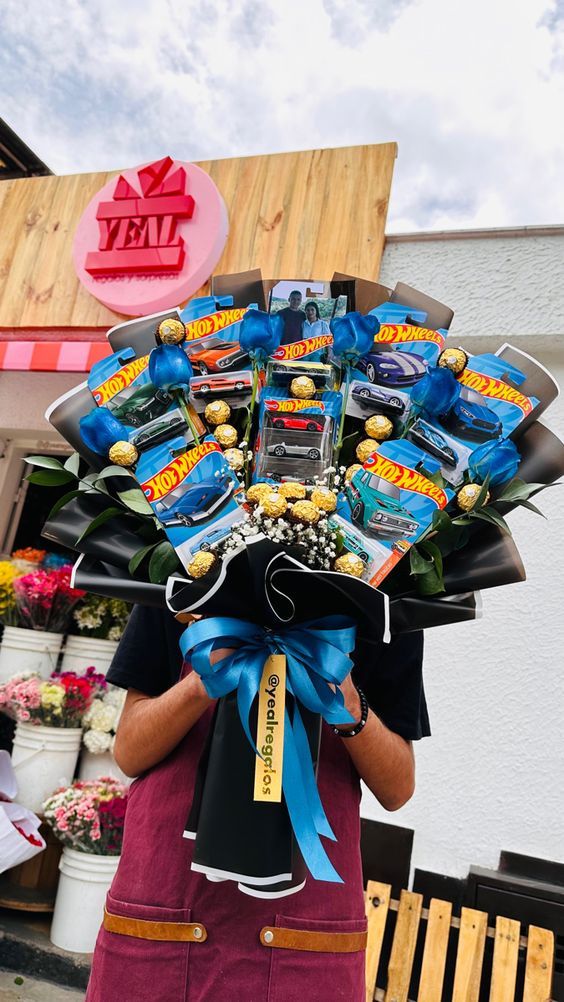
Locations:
253;654;286;803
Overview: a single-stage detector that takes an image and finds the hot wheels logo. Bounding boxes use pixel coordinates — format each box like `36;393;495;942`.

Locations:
363;453;449;508
93;354;150;405
185;308;249;342
264;398;325;412
458;369;533;415
271;334;333;361
375;324;445;349
141;441;222;502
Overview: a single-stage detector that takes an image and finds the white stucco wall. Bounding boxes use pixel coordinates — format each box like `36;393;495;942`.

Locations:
361;227;564;881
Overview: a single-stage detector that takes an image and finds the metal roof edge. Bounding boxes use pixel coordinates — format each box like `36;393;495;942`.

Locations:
385;224;564;243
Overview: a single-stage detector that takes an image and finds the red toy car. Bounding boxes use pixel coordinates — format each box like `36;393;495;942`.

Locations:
270;414;325;433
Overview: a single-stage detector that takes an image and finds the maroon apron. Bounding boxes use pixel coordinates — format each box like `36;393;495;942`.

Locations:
86;667;367;1002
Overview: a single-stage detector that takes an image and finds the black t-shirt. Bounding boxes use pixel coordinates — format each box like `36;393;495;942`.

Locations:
107;605;431;742
277;307;306;345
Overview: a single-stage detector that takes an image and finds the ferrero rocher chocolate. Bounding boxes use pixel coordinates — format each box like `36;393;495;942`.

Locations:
356;439;379;463
204;399;231;426
224;448;245;471
365;414;393;441
279;481;307;501
438;347;468;375
214;424;238;448
157;318;186;345
187;550;217;578
246;483;273;505
345;463;362;482
290;500;320;525
310;486;337;513
108;441;138;467
456;483;490;511
290;376;316;399
262;492;288;518
334;552;365;577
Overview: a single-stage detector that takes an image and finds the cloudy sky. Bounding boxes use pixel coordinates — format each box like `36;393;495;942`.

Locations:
2;0;563;232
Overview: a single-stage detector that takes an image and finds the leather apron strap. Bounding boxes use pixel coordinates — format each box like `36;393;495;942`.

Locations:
259;926;367;953
104;908;207;943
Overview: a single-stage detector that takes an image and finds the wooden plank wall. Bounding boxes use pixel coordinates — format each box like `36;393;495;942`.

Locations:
0;143;396;333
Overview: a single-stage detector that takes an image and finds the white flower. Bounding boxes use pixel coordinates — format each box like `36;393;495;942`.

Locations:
83;729;113;753
88;703;118;733
108;626;121;642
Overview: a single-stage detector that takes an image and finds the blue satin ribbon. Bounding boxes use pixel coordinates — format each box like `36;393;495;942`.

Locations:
180;615;357;883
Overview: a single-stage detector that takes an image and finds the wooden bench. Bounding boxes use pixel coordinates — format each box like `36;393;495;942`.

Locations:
365;880;555;1002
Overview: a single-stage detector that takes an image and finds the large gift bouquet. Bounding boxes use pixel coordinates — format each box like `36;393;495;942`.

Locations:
33;275;564;896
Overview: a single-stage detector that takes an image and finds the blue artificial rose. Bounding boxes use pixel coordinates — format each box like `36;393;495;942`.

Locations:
79;407;126;456
239;309;284;359
468;438;520;486
330;312;380;361
411;366;460;417
148;344;193;392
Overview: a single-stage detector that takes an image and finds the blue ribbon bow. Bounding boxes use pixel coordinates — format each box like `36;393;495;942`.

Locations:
180;615;358;883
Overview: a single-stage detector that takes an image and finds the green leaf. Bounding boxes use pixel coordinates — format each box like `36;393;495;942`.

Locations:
118;488;154;515
25;455;64;470
26;469;76;487
76;506;124;544
409;546;434;575
415;566;446;596
63;453;81;477
474;475;491;510
422;467;446;489
96;465;137;480
419;539;443;579
469;508;512;534
515;498;547;518
495;478;545;503
148;541;181;583
47;489;82;520
128;542;160;576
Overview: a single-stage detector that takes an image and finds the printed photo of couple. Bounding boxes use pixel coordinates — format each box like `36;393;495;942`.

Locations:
269;280;346;346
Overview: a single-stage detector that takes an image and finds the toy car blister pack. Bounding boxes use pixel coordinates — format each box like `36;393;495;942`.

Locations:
407;352;540;486
181;299;257;410
136;435;243;572
254;388;342;485
337;439;454;587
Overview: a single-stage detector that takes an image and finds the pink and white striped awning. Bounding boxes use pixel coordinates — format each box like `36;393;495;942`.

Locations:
0;340;111;372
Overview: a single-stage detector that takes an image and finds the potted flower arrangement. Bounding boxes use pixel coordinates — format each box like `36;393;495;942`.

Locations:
79;685;128;782
61;595;130;675
43;778;128;953
0;668;106;812
0;563;85;682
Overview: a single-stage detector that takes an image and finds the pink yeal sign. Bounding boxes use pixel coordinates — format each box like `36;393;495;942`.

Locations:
73;157;228;317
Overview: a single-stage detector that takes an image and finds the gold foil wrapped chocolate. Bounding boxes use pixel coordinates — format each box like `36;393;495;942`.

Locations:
262;492;288;518
356;439;379;463
224;448;245;471
214;424;238;448
456;482;490;511
204;399;231;426
157;318;186;345
310;486;337;513
187;550;217;578
246;483;273;505
290;500;320;525
279;481;307;500
438;347;468;375
108;441;138;467
365;414;393;441
344;463;362;483
334;552;365;577
290;376;316;399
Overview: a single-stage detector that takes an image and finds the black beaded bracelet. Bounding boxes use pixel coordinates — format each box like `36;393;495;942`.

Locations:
333;686;369;738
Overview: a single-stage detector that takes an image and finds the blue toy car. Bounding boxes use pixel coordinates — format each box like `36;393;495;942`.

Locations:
345;470;419;539
154;474;234;527
351;383;405;414
407;419;458;468
355;349;427;386
190;523;234;554
328;516;370;563
443;386;502;441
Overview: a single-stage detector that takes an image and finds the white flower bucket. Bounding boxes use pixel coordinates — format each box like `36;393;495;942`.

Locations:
11;723;82;813
50;847;120;953
60;635;118;676
78;750;130;784
0;627;64;684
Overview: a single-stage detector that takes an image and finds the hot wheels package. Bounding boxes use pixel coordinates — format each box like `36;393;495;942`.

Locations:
337;439;454;588
254;389;342;485
265;359;339;393
406;352;540;485
136;436;243;572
